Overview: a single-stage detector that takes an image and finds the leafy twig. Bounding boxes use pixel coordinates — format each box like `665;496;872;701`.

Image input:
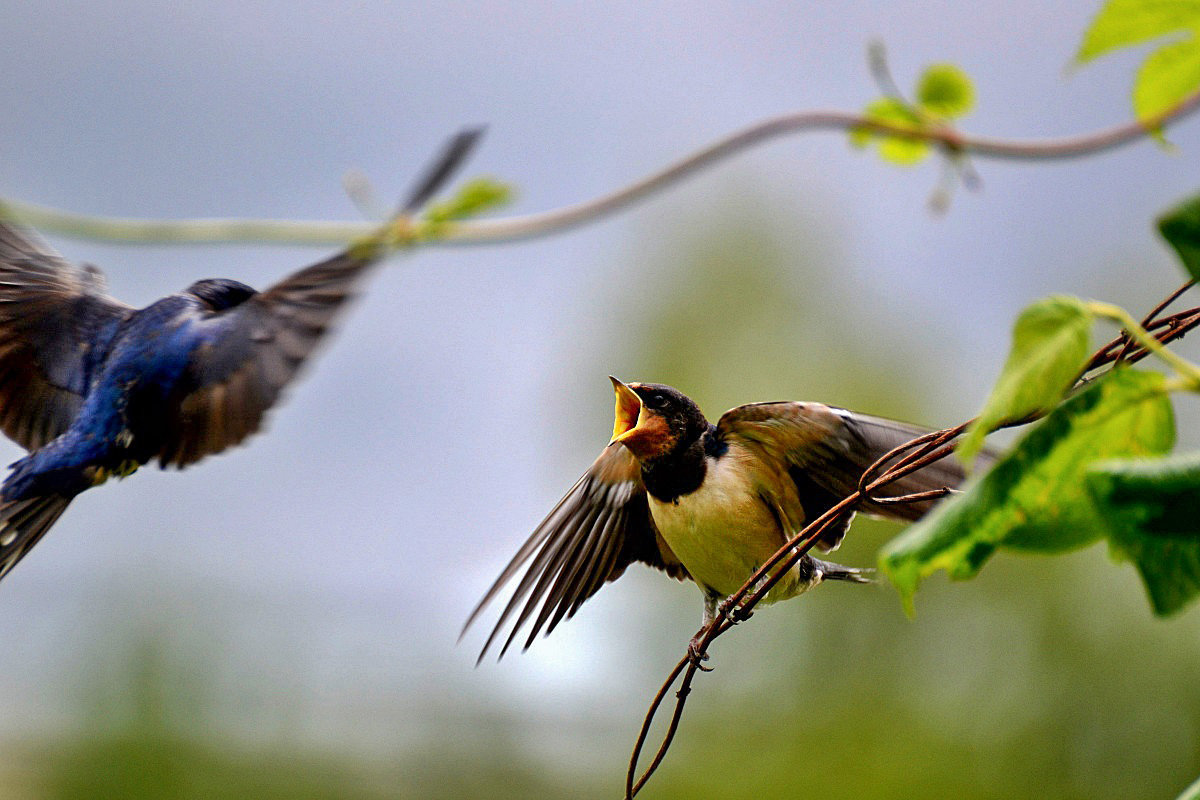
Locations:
1088;300;1200;388
4;85;1199;248
625;284;1200;799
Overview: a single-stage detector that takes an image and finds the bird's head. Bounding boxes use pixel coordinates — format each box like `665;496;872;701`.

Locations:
185;279;258;312
608;377;707;461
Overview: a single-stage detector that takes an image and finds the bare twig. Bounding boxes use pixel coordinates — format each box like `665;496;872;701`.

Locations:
4;85;1199;247
625;284;1200;798
1114;280;1196;364
1078;281;1200;386
867;41;908;103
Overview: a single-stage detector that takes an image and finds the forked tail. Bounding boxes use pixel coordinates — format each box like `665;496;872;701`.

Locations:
813;556;874;584
0;494;73;582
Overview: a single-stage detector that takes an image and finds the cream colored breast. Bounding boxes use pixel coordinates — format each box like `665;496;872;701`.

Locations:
648;450;786;597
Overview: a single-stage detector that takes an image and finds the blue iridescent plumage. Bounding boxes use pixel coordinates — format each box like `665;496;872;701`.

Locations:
0;128;482;582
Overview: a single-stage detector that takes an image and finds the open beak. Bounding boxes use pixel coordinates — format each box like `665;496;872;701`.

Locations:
609;376;644;446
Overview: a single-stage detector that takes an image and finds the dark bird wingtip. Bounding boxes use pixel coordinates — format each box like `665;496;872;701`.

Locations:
472;647;489;668
459;124;488;141
398;127;487;214
458;608;491;664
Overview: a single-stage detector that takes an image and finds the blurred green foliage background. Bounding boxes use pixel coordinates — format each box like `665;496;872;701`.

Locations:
6;197;1199;800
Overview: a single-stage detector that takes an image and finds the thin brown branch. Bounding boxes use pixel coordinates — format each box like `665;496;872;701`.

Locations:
626;284;1200;798
1081;290;1199;380
625;655;691;799
627;494;858;797
1115;281;1196;363
4;85;1199;247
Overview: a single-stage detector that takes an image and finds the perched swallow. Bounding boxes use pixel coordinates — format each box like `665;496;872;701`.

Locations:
0;128;482;583
467;377;985;660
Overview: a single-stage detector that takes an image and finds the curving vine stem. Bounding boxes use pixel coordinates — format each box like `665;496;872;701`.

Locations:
1;89;1199;248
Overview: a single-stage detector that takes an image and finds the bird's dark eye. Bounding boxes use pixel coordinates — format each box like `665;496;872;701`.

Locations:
645;393;667;409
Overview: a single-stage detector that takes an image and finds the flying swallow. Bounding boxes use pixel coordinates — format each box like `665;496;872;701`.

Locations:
0;128;482;583
467;377;987;660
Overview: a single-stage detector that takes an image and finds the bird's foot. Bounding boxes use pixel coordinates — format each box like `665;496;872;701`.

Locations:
718;597;753;624
687;633;714;672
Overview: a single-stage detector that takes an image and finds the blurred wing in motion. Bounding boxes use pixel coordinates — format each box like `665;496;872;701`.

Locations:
156;252;380;466
157;128;486;467
0;219;133;451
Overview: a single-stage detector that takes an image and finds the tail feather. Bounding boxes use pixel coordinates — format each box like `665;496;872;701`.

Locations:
0;494;72;582
813;557;873;584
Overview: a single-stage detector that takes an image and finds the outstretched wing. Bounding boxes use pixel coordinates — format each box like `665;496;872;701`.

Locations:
464;444;688;662
156;128;484;467
718;401;984;549
155;251;379;467
0;219;133;451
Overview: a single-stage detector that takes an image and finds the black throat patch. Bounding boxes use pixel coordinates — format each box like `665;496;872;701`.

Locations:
641;424;722;504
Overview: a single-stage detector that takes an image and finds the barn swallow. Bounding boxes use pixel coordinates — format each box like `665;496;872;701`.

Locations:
0;128;482;583
466;377;986;661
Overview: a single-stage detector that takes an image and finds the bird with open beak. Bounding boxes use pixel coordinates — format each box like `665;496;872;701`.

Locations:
466;377;988;662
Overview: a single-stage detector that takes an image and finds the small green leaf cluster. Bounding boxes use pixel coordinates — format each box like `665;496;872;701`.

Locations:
850;64;974;165
1077;0;1200;128
880;194;1200;617
420;177;513;238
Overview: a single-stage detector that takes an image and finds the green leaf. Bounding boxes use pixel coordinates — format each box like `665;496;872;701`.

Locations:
916;64;975;117
881;369;1175;613
851;98;930;165
1134;37;1200;122
1087;451;1200;615
1076;0;1200;127
1158;191;1200;280
847;126;873;150
1077;0;1200;62
861;97;921;127
425;177;512;223
419;177;512;241
878;134;930;166
957;296;1093;464
1090;450;1200;537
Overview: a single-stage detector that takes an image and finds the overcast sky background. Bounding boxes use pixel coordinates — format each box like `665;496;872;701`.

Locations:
1;0;1198;783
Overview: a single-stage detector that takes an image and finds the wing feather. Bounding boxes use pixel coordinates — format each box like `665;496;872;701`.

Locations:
152;225;396;467
718;401;990;548
464;444;688;661
0;219;132;450
155;128;484;467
